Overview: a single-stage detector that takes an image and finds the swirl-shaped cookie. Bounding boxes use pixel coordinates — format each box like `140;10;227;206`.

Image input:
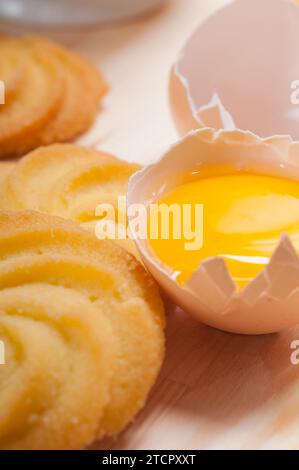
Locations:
0;37;63;157
0;41;24;103
0;144;140;257
0;211;165;449
0;36;107;158
0;162;14;189
24;36;107;146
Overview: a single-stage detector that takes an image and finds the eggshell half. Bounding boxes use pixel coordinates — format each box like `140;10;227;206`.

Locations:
127;128;299;335
170;0;299;140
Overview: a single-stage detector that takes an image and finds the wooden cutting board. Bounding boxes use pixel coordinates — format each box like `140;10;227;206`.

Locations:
94;306;299;450
70;0;299;450
2;0;298;452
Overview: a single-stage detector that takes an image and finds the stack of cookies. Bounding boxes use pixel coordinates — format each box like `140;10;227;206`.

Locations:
0;36;107;158
0;36;165;450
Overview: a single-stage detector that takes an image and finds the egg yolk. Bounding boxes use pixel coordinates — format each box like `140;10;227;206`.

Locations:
148;171;299;290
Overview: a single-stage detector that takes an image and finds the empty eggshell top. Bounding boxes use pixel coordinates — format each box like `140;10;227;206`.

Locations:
127;128;299;335
170;0;299;140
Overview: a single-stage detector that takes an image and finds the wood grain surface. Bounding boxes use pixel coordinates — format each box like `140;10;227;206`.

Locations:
78;0;299;450
93;307;299;450
5;0;298;450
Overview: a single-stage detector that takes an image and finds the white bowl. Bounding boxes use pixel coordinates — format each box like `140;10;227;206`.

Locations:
0;0;164;28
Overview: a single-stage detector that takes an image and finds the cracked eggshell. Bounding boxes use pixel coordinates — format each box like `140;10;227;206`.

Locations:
127;128;299;335
170;0;299;139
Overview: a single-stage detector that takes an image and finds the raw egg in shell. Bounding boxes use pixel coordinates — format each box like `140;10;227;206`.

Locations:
128;129;299;335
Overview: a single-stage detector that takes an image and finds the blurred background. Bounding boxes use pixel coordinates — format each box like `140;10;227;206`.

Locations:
0;0;228;164
0;0;165;28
